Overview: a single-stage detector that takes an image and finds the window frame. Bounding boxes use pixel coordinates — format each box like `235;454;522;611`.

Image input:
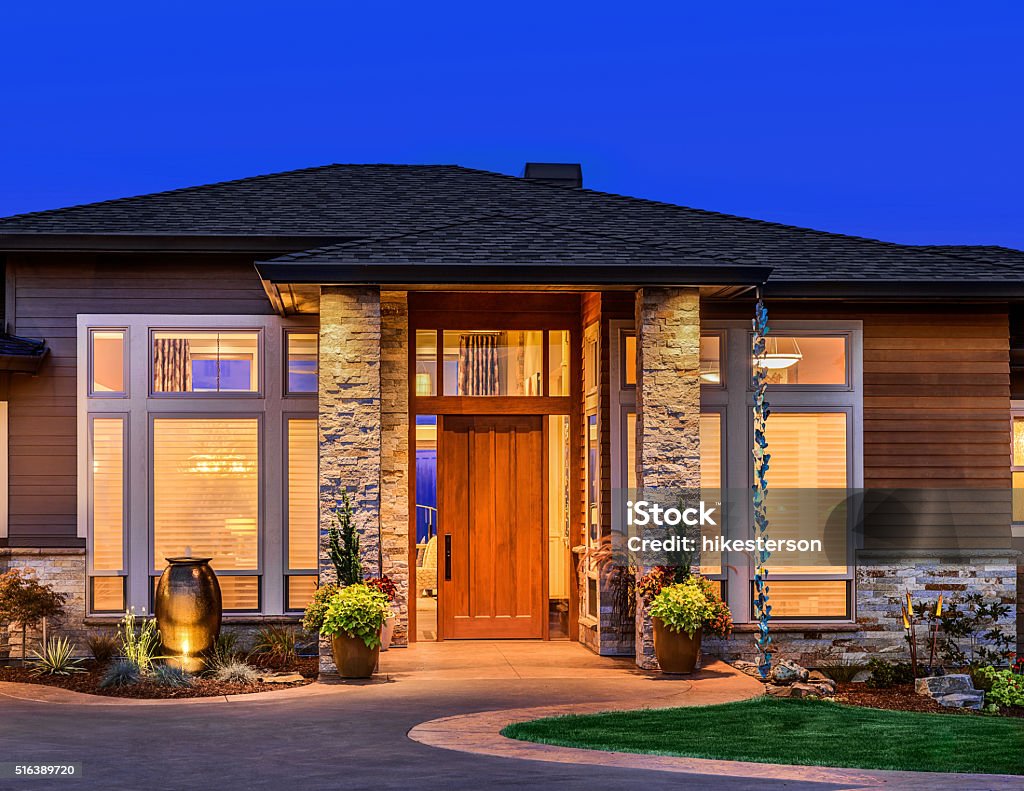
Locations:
1011;403;1024;539
610;318;863;625
0;401;7;540
88;327;129;398
78;314;317;617
86;414;128;611
283;415;319;612
148;327;265;398
284;329;319;398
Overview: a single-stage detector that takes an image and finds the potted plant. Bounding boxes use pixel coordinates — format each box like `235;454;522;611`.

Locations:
365;575;399;651
647;575;732;674
319;584;390;678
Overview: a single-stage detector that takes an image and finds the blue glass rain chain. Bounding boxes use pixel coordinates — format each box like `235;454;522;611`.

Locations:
751;298;773;679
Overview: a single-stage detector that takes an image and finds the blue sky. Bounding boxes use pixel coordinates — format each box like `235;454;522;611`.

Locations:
2;2;1022;246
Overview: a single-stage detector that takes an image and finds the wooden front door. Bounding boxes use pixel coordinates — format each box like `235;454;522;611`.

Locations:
439;415;545;639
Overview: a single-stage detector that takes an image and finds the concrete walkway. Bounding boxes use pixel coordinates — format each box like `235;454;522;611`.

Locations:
0;642;1016;790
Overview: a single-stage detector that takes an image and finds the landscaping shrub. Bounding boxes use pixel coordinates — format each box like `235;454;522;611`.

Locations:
153;664;194;688
30;636;84;676
977;666;1024;709
100;659;141;688
866;658;915;688
204;632;240;670
916;592;1014;668
319;584;390;649
302;583;339;632
250;625;298;668
213;659;259;684
0;568;68;660
87;632;120;663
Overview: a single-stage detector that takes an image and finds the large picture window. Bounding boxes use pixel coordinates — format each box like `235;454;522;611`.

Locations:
80;315;316;616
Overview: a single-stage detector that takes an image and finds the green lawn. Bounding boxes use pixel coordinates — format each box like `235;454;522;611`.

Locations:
501;697;1024;776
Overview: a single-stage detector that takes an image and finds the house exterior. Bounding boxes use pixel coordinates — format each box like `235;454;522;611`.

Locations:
0;162;1020;672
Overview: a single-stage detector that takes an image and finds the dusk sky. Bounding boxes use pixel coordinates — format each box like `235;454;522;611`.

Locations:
2;3;1021;247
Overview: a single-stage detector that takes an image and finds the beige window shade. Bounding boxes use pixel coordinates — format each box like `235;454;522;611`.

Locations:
91;418;125;572
287;419;318;570
764;580;849;619
699;413;722;576
765;412;848;575
152;418;259;572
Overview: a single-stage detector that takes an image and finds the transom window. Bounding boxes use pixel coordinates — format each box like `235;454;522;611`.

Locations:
414;329;570;397
151;330;260;394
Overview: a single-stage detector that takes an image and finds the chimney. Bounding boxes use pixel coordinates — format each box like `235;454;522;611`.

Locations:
522;162;583;188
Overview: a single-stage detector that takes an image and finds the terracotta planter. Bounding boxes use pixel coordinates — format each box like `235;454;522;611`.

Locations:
331;633;380;678
154;557;222;673
652;617;701;674
380;616;396;652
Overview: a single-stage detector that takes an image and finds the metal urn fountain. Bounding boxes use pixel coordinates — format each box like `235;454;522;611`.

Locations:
154;556;222;673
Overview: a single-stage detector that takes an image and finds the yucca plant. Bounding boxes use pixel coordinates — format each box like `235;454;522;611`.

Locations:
30;636;85;676
118;607;161;674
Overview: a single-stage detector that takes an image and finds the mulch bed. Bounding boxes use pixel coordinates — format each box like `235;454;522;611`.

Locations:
833;682;968;714
0;657;318;699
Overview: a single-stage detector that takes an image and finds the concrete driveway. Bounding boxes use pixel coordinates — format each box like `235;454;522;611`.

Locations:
0;642;881;791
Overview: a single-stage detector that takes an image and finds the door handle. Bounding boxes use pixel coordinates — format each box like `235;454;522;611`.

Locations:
444;534;452;581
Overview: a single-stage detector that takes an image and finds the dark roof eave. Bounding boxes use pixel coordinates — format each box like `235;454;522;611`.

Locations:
0;234;359;254
765;280;1024;299
254;262;773;287
0;351;49;374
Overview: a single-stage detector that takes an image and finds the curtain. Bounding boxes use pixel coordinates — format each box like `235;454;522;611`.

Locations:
153;338;192;392
458;333;499;395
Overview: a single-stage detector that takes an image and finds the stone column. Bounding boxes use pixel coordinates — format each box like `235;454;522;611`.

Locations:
318;286;382;675
634;287;702;669
380;291;410;646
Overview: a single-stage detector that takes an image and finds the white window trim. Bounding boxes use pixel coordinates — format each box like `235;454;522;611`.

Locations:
0;401;7;539
77;314;317;616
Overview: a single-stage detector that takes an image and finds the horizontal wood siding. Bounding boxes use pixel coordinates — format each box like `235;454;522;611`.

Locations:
5;253;273;546
704;301;1012;549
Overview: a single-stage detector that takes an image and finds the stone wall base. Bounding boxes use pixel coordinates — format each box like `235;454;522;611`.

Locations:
704;554;1019;667
1;548;88;658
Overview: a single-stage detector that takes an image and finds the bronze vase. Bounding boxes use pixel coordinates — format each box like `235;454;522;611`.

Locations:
331;633;379;678
652;616;702;674
154;557;222;673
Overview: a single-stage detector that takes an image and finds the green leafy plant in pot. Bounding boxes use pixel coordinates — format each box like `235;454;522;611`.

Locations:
319;584;390;678
648;576;732;674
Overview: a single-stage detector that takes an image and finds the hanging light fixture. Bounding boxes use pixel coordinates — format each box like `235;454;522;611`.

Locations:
758;336;803;369
698;359;721;383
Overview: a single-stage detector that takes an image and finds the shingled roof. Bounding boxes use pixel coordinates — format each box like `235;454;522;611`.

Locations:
1;163;1021;296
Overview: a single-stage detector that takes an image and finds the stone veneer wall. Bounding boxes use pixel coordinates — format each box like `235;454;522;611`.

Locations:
633;287;702;669
318;286;383;675
704;550;1019;666
0;548;88;658
379;292;410;647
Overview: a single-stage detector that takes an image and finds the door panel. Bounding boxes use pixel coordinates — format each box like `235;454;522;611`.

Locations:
440;415;544;639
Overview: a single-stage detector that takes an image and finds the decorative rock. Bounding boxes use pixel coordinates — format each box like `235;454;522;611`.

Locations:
765;684;793;698
915;674;974;697
731;660;763;679
934;692;985;711
770;658;810;685
258;672;305;684
789;682;835;698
